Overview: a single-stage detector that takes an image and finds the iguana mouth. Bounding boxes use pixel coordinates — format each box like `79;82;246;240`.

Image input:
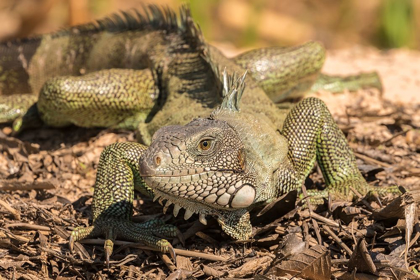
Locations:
143;180;256;228
143;171;255;204
148;187;218;226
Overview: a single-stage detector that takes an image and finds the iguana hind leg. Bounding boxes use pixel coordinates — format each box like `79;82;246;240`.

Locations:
281;97;397;201
2;68;160;133
70;142;178;263
234;42;382;102
233;41;325;103
0;94;37;123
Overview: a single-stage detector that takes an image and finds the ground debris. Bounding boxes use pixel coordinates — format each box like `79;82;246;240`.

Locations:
0;63;419;279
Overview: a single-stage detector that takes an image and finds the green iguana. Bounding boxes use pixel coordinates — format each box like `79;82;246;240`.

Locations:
0;5;393;263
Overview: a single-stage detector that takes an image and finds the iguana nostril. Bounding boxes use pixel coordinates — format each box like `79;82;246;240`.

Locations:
155;156;161;166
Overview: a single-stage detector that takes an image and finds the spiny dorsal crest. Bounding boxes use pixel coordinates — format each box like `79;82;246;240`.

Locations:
6;5;204;49
212;69;247;117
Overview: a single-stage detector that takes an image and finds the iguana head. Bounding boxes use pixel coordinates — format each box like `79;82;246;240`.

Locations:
139;71;288;240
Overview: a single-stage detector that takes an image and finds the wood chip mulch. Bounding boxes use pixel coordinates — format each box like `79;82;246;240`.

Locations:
0;84;419;279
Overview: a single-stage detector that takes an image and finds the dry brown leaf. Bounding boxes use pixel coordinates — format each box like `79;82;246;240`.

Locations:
201;265;227;278
373;192;415;221
374;253;417;279
276;233;306;258
348;238;377;274
271;245;331;280
229;256;273;278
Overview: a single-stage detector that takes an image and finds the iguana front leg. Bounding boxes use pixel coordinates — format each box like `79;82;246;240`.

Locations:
0;94;42;132
70;142;178;264
277;97;399;202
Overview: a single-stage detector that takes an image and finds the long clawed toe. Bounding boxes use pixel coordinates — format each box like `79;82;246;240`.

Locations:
69;225;97;252
104;239;114;268
69;219;180;266
363;185;402;205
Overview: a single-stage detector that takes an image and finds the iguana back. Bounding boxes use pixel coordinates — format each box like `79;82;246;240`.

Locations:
0;5;381;141
0;6;203;96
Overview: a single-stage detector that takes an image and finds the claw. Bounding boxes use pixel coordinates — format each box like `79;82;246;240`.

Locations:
68;225;96;254
104;239;114;269
373;192;382;207
106;252;110;269
167;244;177;264
69;234;74;252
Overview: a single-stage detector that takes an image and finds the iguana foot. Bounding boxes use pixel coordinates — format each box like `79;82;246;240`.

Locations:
69;218;178;266
217;209;253;240
68;142;181;264
304;177;401;205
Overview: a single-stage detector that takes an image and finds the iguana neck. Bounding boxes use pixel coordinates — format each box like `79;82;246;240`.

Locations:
211;109;289;203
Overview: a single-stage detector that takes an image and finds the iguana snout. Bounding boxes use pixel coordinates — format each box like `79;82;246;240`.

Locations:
139;118;258;224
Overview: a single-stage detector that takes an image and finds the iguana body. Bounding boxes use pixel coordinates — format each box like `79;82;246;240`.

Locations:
70;70;394;262
0;6;381;142
0;6;391;261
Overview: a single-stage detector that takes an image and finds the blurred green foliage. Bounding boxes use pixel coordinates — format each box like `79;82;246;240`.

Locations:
1;0;418;50
186;0;420;49
378;0;415;48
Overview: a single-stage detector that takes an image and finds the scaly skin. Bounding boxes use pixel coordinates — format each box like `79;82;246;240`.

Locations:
136;73;380;240
38;69;158;128
0;6;381;140
233;42;325;102
0;5;393;261
0;94;37;123
70;71;398;263
70;142;179;264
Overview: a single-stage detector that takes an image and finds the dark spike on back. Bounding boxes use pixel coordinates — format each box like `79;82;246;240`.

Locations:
1;5;204;50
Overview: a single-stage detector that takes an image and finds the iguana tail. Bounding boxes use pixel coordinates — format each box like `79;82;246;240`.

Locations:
310;72;383;94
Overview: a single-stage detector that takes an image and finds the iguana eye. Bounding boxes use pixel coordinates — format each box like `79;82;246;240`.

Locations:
198;139;212;151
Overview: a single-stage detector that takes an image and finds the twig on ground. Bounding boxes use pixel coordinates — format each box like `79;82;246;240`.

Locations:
160;254;176;272
5;223;51;231
322;225;353;256
0;199;20;220
300;184;323;246
0;180;56;191
379;129;412;145
301;210;340;228
354;152;392;168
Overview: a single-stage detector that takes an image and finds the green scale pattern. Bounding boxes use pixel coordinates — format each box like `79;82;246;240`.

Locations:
70;142;178;261
38;69;158;129
0;5;398;261
277;97;368;199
